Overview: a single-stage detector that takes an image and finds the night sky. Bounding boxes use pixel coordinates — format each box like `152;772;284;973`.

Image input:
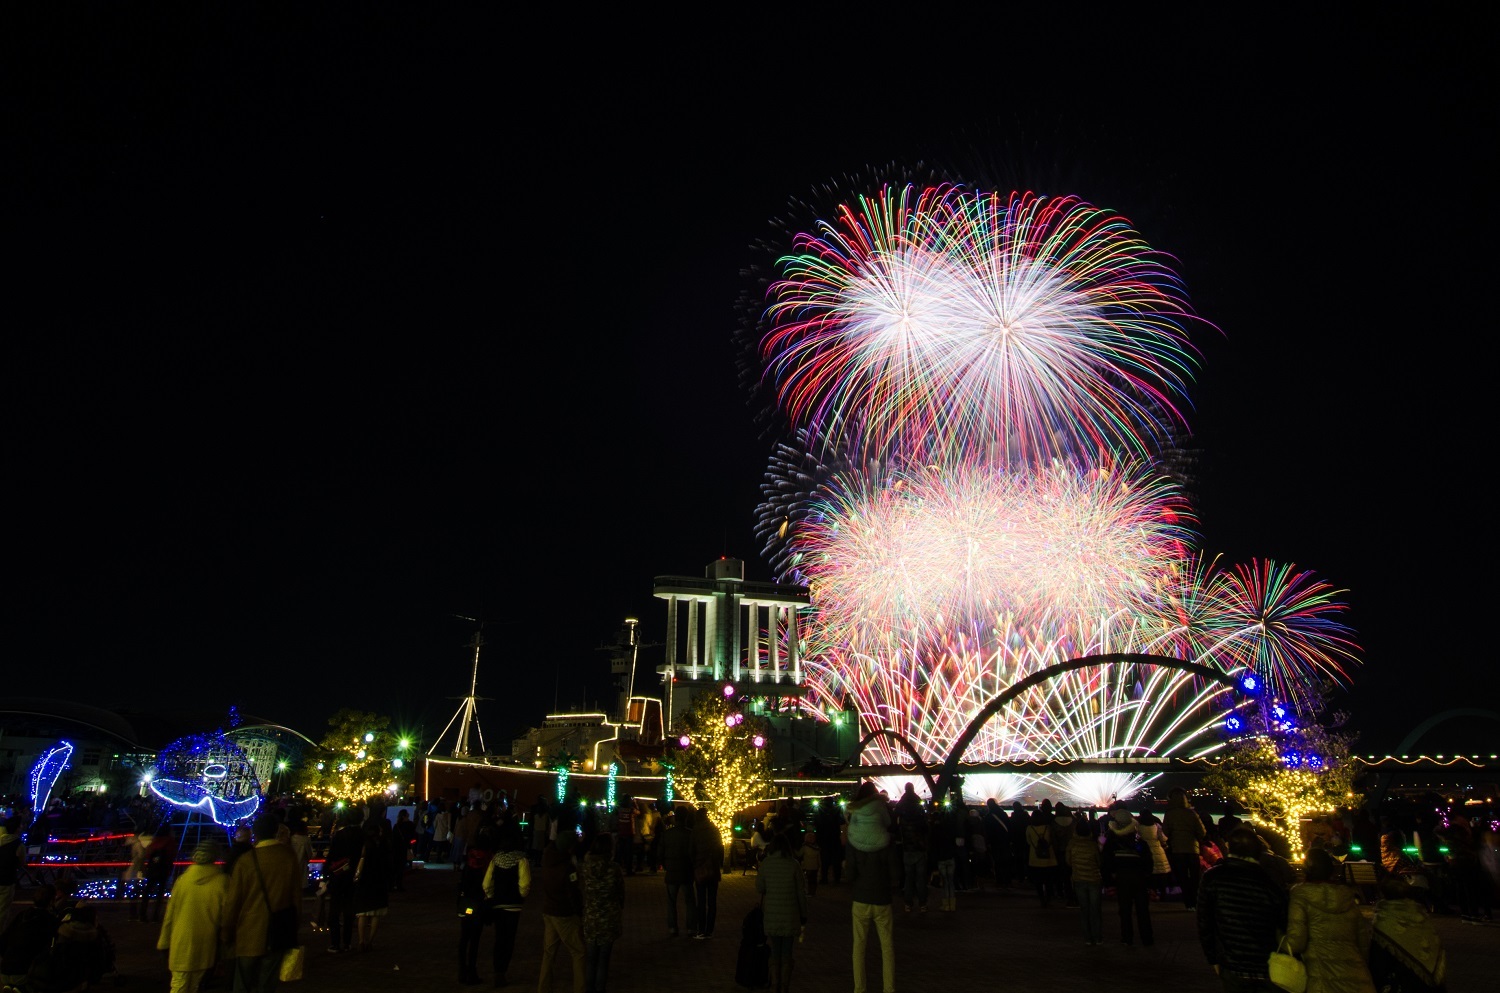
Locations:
9;10;1492;755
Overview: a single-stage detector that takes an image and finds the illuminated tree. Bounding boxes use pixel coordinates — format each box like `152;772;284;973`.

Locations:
673;686;773;851
1201;688;1362;862
297;709;412;806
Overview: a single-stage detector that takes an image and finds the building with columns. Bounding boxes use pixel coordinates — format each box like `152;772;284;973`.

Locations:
653;556;810;733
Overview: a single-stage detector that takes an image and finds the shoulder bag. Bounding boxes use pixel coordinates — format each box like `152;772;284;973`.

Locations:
1268;933;1307;993
250;849;301;952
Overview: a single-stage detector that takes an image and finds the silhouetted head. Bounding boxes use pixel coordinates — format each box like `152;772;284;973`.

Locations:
1226;827;1261;859
1303;848;1337;882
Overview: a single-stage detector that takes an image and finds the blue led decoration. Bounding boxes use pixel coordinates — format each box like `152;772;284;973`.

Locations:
1238;673;1261;695
148;732;262;826
1224;714;1244;733
1306;754;1324;770
605;761;618;812
30;741;74;817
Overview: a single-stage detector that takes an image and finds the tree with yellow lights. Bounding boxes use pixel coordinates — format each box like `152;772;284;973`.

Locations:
297;709;412;805
672;686;773;852
1201;691;1361;862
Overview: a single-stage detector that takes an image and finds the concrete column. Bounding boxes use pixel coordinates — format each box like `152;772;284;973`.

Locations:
790;607;801;685
665;596;678;731
687;599;700;675
705;596;719;681
769;604;780;683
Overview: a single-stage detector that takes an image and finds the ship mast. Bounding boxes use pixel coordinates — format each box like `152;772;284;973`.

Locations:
429;624;489;758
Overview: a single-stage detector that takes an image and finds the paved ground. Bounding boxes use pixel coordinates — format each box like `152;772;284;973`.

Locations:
84;860;1498;992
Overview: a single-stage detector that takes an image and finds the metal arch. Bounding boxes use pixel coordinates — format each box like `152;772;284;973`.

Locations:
227;723;320;747
1392;709;1500;755
846;728;940;796
930;653;1243;802
1369;707;1500;808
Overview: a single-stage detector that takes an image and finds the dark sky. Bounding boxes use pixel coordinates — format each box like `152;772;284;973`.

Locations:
9;10;1492;755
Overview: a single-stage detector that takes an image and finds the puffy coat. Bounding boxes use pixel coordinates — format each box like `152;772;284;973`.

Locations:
1197;856;1289;978
845;795;891;853
1066;832;1102;885
1287;881;1376;993
157;862;227;972
1141;822;1171;876
755;850;807;937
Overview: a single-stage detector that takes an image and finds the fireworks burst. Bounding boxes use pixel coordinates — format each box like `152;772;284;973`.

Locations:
754;184;1206;465
743;181;1358;802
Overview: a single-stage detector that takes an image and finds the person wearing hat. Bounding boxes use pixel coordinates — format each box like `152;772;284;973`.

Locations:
157;841;228;992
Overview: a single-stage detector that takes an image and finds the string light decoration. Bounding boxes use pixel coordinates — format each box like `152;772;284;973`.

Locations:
30;741;74;818
149;733;262;826
556;765;570;805
1201;688;1360;862
674;684;772;850
606;761;619;812
296;709;405;804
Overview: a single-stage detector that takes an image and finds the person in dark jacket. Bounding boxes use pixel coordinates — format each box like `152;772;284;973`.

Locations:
455;823;496;985
0;884;61;987
815;797;846;886
1103;801;1153;946
482;822;532;989
537;831;585;993
1197;826;1290;990
1164;787;1208;909
929;805;960;912
982;799;1011;887
846;838;900;993
756;833;807;993
660;808;698;938
688;809;725;939
140;829;178;923
323;809;363;954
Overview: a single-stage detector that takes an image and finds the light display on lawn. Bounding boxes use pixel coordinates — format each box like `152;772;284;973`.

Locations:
148;732;263;826
743;183;1361;804
30;741;74;818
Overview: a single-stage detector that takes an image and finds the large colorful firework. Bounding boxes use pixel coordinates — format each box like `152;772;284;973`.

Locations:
755;185;1203;466
746;183;1359;805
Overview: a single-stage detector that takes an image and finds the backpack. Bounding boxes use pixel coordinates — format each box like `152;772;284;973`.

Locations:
1032;827;1051;860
